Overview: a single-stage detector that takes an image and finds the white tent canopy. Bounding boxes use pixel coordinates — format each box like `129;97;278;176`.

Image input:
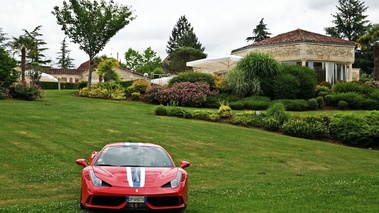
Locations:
186;55;242;74
25;70;58;82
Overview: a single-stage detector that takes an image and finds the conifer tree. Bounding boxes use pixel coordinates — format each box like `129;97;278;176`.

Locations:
166;15;205;54
325;0;369;41
56;37;75;68
246;18;271;43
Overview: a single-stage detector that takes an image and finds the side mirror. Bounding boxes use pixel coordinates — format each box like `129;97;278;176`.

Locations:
76;159;88;167
180;161;190;169
88;151;98;165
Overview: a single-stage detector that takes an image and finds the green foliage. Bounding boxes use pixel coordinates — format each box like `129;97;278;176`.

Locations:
274;65;317;100
8;80;44;101
0;48;19;88
52;0;135;88
315;85;331;97
129;79;151;94
232;111;265;128
79;82;125;99
329;113;375;147
214;75;228;93
273;73;300;99
338;100;348;110
167;47;206;73
56;37;75;68
229;101;245;110
218;104;232;118
315;96;325;108
325;0;369;41
307;98;318;110
330;92;364;109
332;81;365;93
265;102;290;124
233;52;280;98
154;105;167;116
168;71;215;88
124;47;162;74
262;117;280;131
96;58;121;82
131;92;140;100
166;15;205;54
246;18;271;42
76;80;87;90
275;99;309;111
226;68;261;97
242;96;271;110
282;115;330;140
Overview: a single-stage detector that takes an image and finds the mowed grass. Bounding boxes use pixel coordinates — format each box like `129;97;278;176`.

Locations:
0;90;378;213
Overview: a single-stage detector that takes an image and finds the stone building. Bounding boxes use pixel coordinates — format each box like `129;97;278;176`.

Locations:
231;29;358;83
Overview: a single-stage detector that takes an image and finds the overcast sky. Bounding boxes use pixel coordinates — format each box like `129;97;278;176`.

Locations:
1;0;378;68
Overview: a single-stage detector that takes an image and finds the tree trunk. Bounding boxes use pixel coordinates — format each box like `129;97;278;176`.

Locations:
21;47;26;82
374;44;379;81
87;57;93;89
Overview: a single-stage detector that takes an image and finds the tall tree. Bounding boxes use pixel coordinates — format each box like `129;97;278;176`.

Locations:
0;28;9;50
52;0;135;89
325;0;369;41
9;35;35;81
246;18;271;43
124;47;162;74
357;24;379;80
23;25;51;66
56;37;75;68
166;47;206;73
166;15;205;54
0;48;19;88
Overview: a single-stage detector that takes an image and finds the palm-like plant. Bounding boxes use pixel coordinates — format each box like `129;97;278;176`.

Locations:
357;24;379;80
9;35;35;81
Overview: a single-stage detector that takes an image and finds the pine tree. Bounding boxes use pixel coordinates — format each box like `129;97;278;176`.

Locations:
325;0;370;41
23;25;51;66
246;18;271;43
166;15;205;54
0;28;9;50
56;37;75;68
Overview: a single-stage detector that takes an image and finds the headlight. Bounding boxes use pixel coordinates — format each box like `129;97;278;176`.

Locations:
89;170;102;187
170;171;182;188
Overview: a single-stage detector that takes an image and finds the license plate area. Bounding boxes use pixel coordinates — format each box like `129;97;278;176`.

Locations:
126;196;146;203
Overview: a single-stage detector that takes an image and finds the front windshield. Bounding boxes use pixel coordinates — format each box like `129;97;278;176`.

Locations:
95;145;174;167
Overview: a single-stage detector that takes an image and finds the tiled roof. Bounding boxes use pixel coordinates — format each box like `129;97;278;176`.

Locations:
42;68;86;75
232;28;356;53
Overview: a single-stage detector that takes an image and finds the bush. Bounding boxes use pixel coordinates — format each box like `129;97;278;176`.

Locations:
315;96;325;108
243;96;271;110
263;117;280;131
359;98;379;110
166;106;186;117
319;81;332;89
76;81;87;90
192;110;213;120
332;81;365;94
145;82;218;107
229;101;245;110
154;105;168;116
127;79;150;95
232;111;265;128
315;85;331;97
214;75;228;93
80;82;125;100
282;115;329;140
8;81;44;101
131;92;141;100
168;71;215;88
368;89;379;101
265;102;290;125
275;99;309;111
338;100;348;110
329;114;375;147
218;104;233;118
273;73;300;99
330;92;364;109
307;98;318;110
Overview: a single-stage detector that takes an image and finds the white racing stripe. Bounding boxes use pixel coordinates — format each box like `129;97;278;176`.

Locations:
126;167;145;187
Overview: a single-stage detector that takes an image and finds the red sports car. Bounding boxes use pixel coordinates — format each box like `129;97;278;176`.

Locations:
76;142;190;211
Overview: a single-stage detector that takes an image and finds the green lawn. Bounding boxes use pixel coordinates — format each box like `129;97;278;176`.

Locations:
0;90;378;213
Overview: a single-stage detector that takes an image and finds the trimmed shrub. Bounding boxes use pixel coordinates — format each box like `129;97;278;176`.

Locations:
265;102;290;125
319;81;332;89
332;81;365;94
243;96;271;110
315;96;325;108
263;117;280;131
166;107;186;117
282;116;329;140
168;71;215;88
218;104;233;118
307;98;318;110
77;81;87;90
338;100;348;110
359;98;379;110
192;110;212;120
229;101;245;110
315;85;331;97
154;105;168;116
131;92;141;100
232;111;265;128
329;114;374;147
330;92;364;109
275;99;308;111
273;73;300;99
80;82;125;100
368;89;379;101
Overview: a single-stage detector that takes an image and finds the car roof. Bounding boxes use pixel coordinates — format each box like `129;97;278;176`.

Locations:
104;142;163;149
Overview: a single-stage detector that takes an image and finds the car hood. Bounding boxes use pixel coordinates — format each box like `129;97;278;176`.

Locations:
93;166;178;188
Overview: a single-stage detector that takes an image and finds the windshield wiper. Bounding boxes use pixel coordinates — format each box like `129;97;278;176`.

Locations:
96;163;115;167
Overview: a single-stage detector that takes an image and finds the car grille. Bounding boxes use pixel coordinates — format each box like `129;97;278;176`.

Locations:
147;196;183;207
91;196;125;206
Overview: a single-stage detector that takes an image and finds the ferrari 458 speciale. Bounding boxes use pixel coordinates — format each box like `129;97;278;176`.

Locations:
76;142;190;211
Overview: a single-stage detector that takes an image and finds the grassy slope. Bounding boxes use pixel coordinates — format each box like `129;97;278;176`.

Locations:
0;90;378;213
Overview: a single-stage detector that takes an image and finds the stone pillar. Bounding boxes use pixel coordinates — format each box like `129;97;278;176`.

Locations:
301;59;307;67
347;63;353;82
